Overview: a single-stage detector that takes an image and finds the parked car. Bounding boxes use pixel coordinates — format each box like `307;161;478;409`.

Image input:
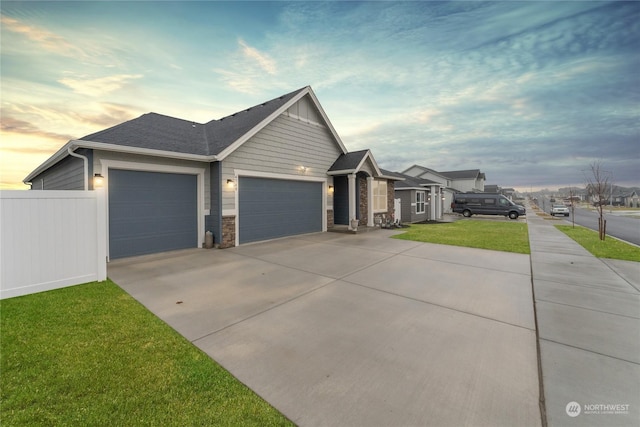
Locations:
451;193;526;220
550;204;570;217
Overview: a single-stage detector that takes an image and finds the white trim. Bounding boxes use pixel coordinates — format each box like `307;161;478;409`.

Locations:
355;150;383;177
327;169;356;176
233;169;327;183
233;169;328;246
100;159;206;260
222;209;237;216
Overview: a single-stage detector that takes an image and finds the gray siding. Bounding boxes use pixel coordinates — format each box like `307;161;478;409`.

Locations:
397;189;429;223
221;105;343;211
30;149;92;190
92;150;210;210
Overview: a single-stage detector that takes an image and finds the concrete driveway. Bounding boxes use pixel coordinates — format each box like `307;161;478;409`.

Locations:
109;230;542;427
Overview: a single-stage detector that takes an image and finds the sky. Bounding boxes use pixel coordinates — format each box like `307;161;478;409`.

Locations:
1;1;639;191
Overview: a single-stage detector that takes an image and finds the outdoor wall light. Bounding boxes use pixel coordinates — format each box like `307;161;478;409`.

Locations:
299;165;307;174
328;185;334;193
226;179;235;188
93;173;104;189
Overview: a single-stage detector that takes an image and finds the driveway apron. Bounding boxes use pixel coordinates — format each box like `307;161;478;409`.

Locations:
109;230;542;427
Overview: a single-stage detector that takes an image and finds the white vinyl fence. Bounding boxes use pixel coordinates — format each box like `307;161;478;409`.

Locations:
0;190;107;299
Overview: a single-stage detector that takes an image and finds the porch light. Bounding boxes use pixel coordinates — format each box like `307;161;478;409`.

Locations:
329;185;334;193
93;173;104;189
226;179;235;188
299;165;307;174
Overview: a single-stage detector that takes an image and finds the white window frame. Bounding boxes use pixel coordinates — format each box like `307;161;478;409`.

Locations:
372;180;387;212
416;191;425;214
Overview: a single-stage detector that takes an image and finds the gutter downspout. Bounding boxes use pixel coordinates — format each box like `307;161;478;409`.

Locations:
67;146;88;190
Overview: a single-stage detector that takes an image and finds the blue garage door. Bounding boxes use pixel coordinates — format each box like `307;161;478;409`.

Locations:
109;169;197;259
239;177;322;244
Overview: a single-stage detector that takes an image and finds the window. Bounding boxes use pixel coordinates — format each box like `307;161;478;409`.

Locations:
483;198;496;205
416;191;425;214
372;180;387;212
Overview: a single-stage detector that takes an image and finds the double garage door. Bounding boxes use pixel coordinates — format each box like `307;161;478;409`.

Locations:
109;170;322;258
238;177;323;244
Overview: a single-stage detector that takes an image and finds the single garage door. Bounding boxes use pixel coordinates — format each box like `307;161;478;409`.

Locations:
238;177;322;244
109;169;198;259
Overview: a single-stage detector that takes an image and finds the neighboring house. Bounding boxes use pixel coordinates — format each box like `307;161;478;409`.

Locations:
439;169;486;193
25;86;399;259
501;187;516;200
484;184;500;193
613;191;639;207
626;191;639;208
385;170;438;223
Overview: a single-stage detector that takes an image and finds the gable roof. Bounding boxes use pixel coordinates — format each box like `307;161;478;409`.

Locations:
25;86;347;182
385;170;438;190
440;169;485;180
401;164;449;180
328;150;401;180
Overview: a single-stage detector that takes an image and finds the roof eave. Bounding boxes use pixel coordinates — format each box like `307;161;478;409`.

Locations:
379;174;404;181
23;139;216;183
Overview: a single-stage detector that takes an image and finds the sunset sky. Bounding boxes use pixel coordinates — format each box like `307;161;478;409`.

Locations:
1;1;638;191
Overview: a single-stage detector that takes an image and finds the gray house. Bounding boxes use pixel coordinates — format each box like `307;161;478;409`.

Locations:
385;170;437;223
25;86;398;259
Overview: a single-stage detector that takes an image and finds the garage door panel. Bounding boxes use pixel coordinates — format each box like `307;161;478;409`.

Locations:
239;177;322;244
109;169;197;259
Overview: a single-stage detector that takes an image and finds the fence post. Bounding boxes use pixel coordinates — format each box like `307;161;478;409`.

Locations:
96;188;107;281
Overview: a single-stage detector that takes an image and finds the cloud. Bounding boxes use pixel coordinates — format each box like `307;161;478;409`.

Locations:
238;39;277;74
0;14;86;58
213;39;281;94
58;73;144;97
0;116;75;141
70;103;139;127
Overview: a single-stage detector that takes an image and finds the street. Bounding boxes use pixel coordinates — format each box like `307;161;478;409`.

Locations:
538;197;640;246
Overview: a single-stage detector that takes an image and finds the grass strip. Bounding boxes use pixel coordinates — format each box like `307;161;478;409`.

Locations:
392;220;530;254
555;225;640;262
0;280;293;426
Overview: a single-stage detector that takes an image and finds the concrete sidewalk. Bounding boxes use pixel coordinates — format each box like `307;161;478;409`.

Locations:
527;213;640;426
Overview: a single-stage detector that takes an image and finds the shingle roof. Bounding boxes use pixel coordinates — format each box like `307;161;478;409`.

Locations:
81;87;307;156
387;170;438;189
328;150;369;172
439;169;484;180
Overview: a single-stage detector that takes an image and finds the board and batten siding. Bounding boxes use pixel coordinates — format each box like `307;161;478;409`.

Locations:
221;113;343;210
29;149;92;190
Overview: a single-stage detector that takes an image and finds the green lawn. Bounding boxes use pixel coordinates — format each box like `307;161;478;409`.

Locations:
555;225;640;262
392;220;530;254
0;280;293;426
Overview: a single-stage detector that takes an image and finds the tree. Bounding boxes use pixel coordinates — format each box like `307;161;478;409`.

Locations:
584;161;611;240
